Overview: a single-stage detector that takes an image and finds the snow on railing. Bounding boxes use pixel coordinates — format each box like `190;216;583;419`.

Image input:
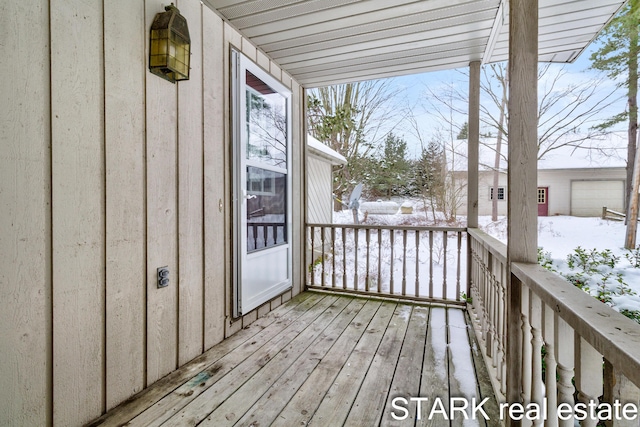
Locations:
469;229;640;426
306;223;466;303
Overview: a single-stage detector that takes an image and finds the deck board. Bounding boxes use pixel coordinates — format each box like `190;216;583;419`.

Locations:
89;291;498;427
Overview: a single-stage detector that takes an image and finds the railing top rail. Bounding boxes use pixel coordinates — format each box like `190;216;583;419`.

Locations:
467;228;507;264
306;223;467;233
512;261;640;387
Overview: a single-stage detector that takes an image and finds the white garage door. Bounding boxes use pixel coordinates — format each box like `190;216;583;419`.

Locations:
571;180;624;217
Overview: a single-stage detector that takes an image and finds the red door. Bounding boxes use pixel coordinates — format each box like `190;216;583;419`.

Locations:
537;187;548;216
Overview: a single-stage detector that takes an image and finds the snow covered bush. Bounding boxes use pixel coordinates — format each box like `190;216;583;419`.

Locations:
538;246;640;324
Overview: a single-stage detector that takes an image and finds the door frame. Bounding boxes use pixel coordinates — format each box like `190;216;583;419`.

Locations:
231;49;293;318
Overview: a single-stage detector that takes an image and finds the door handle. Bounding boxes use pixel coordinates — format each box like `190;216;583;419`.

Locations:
242;190;257;200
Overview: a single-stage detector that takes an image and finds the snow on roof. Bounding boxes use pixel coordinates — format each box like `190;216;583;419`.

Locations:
537;132;627;170
450;132;628;172
307;134;347;166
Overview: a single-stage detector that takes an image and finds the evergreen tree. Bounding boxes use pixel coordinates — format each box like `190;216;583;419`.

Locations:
457;122;469;139
589;0;639;247
414;140;446;218
369;133;412;198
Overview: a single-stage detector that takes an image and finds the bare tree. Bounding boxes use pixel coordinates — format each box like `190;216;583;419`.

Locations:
481;62;621;160
412;62;621;224
481;63;508;221
405;85;467;223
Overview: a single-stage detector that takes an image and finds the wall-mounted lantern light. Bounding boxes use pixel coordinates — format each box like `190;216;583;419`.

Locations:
149;3;190;83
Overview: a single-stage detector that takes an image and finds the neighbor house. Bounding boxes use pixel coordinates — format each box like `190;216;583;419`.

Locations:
3;1;638;426
456;132;628;217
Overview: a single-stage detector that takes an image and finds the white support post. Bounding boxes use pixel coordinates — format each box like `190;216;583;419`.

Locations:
506;0;538;424
468;60;480;229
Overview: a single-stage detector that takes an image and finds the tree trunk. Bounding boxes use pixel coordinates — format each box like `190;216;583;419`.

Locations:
624;27;638;248
492;75;508;221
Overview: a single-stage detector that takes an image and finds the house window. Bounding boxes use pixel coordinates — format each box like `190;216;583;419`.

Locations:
490;187;505;200
538;188;546;204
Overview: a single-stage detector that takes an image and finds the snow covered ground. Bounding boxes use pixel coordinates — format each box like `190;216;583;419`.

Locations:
333;204;640;321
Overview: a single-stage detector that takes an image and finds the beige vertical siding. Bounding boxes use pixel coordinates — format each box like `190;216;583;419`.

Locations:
0;1;304;425
0;1;52;426
51;0;106;424
104;0;146;411
177;0;205;368
307;156;333;224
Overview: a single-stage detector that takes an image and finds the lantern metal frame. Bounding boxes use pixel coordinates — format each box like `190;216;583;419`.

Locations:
149;3;191;83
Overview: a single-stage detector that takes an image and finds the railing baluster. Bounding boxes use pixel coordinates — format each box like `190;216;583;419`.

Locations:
310;226;315;287
499;259;507;396
521;285;532;409
402;229;407;296
575;337;602;427
485;253;495;357
331;227;336;288
321;226;326;288
389;230;395;294
273;224;277;244
342;227;347;290
263;224;268;248
253;224;258;250
429;230;434;298
442;230;448;299
543;304;558;427
365;228;370;292
354;228;359;291
377;229;382;293
456;231;462;301
529;292;544;427
415;230;420;297
556;317;575;427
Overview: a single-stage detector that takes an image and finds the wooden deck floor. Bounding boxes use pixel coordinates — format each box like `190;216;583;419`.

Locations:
89;291;499;427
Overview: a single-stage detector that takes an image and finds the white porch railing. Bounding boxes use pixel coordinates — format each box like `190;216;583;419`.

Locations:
468;228;640;426
306;224;467;303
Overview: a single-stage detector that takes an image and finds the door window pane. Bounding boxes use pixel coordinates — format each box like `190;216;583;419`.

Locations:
246;166;287;252
538;188;546;204
246;71;287;168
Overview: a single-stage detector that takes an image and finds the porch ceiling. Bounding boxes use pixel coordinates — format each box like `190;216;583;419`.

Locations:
203;0;626;88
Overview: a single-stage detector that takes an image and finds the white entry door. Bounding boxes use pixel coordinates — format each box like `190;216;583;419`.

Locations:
232;50;292;317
